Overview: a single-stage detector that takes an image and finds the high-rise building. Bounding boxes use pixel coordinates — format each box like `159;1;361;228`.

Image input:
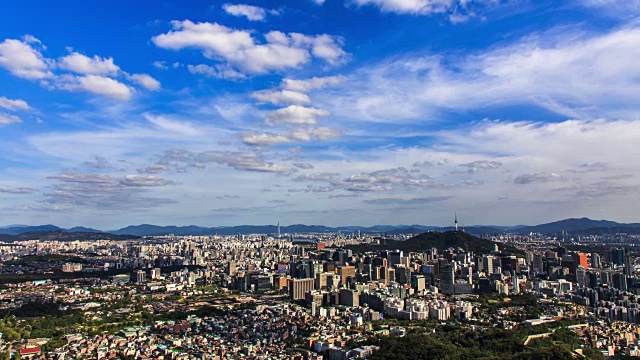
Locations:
289;278;314;301
533;254;544;273
151;268;161;280
412;275;426;293
136;270;146;284
612;273;628;291
339;289;360;307
512;275;520;294
340;265;356;285
388;251;403;266
624;255;634;276
227;261;237;276
483;256;494;275
591;253;601;269
440;264;455;295
573;252;588;269
610;248;625;266
576;267;587;287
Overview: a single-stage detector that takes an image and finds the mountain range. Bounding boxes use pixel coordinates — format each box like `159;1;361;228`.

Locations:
0;217;639;237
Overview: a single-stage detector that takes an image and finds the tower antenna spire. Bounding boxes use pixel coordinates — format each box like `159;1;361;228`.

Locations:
455;212;459;232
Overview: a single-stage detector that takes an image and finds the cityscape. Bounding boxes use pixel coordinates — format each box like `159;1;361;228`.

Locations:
0;219;639;359
1;0;640;359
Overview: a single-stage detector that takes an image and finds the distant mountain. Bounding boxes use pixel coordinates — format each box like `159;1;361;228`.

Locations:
0;234;17;242
512;218;640;235
0;224;28;229
0;225;62;235
111;224;341;236
67;226;101;233
13;231;139;242
4;218;640;238
111;224;212;236
347;231;520;255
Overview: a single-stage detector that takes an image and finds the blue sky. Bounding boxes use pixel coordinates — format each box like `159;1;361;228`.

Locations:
1;0;640;229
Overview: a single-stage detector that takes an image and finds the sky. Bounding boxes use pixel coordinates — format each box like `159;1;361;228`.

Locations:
1;0;640;229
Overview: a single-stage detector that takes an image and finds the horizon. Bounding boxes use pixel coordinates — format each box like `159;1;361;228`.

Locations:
2;1;640;228
0;216;632;232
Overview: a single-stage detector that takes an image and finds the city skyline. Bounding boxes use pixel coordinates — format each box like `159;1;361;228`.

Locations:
1;0;640;229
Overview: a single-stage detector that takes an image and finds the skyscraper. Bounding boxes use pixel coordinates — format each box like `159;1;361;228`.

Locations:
610;248;625;266
136;270;146;284
440;264;455;295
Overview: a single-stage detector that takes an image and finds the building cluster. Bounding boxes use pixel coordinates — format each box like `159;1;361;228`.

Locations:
1;229;640;358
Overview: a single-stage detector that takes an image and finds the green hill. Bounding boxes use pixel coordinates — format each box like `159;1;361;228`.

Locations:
347;231;520;255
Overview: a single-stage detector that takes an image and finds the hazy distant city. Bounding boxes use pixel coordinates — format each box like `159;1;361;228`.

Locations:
2;0;640;359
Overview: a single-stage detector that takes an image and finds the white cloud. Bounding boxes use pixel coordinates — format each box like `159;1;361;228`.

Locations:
187;63;246;79
288;127;341;141
514;172;561;184
0;36;156;100
56;74;133;100
295;172;339;181
325;25;640;122
0;38;52;79
223;3;277;21
43;171;177;210
120;175;175;187
293;162;314;169
152;20;347;74
240;132;292;146
58;52;120;75
138;164;169;174
457;160;503;173
578;0;640;18
0;97;29;111
266;105;329;125
351;0;494;19
251;89;311;105
152;61;169;70
145;114;200;136
0;187;37;194
197;151;292;173
0;113;22;125
128;73;161;91
240;126;341;146
282;75;345;92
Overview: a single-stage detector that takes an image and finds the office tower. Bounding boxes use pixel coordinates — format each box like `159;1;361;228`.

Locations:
388;251;403;266
512;274;520;294
440;264;455;295
624;255;634;276
289;278;314;301
591;253;601;269
227;261;237;276
151;268;161;280
483;255;494;275
136;270;146;284
573;252;589;269
612;273;628;291
339;289;360;307
610;248;625;266
533;254;544;273
412;275;426;293
576;267;587;287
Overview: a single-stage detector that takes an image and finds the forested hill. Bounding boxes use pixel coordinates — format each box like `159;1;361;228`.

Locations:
347;231;520;255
